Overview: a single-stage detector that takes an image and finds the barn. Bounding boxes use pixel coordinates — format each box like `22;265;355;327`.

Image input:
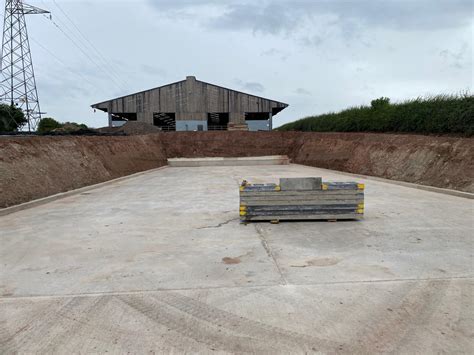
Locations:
91;76;288;131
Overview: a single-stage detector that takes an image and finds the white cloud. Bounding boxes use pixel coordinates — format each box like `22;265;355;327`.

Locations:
234;79;265;93
295;88;311;96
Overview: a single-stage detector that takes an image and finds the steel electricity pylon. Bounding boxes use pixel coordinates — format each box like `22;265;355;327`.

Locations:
0;0;49;131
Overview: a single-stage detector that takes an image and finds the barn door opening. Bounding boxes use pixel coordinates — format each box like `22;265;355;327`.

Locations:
245;112;271;131
153;113;176;131
207;113;229;131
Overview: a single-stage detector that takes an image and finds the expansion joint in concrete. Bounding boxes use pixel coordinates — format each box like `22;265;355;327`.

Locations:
254;224;288;285
1;276;472;301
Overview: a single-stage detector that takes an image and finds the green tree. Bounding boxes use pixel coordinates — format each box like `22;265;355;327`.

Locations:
37;117;62;134
0;104;27;132
370;97;390;109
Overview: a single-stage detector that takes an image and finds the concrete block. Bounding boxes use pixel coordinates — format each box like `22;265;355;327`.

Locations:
168;156;289;167
280;177;322;191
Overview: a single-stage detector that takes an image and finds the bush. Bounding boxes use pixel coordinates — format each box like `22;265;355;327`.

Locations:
37;117;62;134
37;118;89;134
0;104;27;132
276;94;474;136
61;122;88;131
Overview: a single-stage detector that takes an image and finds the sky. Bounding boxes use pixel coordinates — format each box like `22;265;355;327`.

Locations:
17;0;474;128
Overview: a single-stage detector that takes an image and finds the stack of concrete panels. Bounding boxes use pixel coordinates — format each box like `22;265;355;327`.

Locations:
239;177;364;222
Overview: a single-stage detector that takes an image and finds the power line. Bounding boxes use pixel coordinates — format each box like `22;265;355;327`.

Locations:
50;1;129;89
43;13;127;92
45;13;124;90
1;9;119;97
39;1;133;94
51;0;129;89
30;36;98;89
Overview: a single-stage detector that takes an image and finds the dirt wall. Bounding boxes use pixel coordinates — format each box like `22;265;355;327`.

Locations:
0;135;167;208
159;132;295;158
159;132;474;194
289;132;474;193
1;132;472;208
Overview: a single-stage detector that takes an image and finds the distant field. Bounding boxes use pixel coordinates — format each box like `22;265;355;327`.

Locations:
277;94;474;136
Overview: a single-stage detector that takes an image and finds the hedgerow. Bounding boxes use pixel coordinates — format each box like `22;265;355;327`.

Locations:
276;94;474;136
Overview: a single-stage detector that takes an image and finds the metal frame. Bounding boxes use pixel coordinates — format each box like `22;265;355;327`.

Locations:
0;0;49;131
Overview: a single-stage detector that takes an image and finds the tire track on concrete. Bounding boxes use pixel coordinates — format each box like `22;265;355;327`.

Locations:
396;279;474;353
195;286;265;308
0;298;74;353
0;297;92;353
2;295;171;353
354;279;451;353
37;296;111;353
151;291;343;352
3;279;470;353
116;291;343;353
445;280;474;350
116;294;273;353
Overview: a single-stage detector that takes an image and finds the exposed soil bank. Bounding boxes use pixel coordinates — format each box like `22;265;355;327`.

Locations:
0;135;167;208
1;132;472;208
289;132;474;193
159;132;474;194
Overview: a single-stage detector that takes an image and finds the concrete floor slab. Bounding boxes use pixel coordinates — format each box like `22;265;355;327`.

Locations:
1;164;473;353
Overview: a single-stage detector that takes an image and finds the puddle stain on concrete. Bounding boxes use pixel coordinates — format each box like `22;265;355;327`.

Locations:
221;251;254;265
290;257;342;268
222;257;241;265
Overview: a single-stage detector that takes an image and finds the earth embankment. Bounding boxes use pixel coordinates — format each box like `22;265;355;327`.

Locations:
0;135;167;208
1;132;472;208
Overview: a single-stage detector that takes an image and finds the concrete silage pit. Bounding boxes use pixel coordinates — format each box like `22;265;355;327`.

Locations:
0;156;472;353
1;131;473;209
